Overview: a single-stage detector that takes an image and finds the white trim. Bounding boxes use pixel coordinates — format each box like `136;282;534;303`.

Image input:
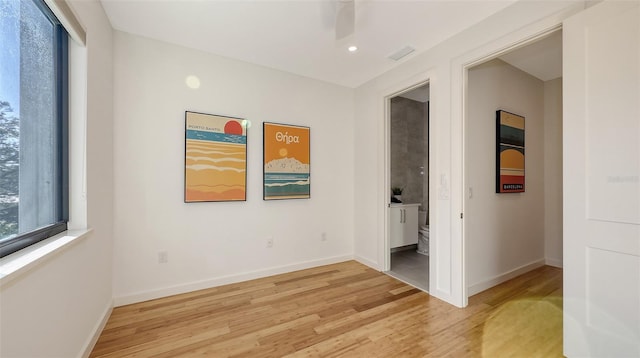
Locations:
68;39;88;231
79;301;113;358
44;0;86;45
354;255;380;271
382;93;391;272
114;254;353;306
467;259;545;296
456;3;585;307
545;258;563;268
0;229;93;286
379;71;432;277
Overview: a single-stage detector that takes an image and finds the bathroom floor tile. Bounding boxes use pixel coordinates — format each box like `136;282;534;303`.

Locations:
389;249;429;291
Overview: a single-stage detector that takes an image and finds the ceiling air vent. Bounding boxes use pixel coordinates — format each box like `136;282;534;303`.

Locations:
388;46;415;61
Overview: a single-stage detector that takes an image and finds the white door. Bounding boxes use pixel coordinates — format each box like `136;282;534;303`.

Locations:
563;2;640;357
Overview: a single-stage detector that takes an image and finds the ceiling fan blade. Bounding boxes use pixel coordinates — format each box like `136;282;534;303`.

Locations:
335;0;355;40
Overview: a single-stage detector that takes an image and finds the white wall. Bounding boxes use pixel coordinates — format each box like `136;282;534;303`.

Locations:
465;59;545;295
0;1;114;357
544;78;563;267
112;31;355;304
353;1;584;306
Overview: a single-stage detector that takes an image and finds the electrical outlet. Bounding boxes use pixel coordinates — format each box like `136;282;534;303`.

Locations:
158;251;168;264
266;236;274;248
321;232;327;241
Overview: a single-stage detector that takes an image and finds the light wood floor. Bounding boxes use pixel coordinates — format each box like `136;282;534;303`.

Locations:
90;261;563;357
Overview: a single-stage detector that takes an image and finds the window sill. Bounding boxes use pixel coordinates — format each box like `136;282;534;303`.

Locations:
0;228;93;286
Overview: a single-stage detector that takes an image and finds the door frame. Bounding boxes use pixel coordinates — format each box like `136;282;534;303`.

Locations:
381;75;432;278
450;3;583;308
458;25;563;305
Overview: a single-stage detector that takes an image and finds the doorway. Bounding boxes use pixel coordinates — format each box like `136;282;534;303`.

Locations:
386;83;430;292
463;29;563;297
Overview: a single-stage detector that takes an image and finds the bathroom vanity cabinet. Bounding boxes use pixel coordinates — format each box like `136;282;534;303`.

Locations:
389;204;419;248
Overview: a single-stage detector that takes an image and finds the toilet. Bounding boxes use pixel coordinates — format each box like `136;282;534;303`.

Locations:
417;210;429;256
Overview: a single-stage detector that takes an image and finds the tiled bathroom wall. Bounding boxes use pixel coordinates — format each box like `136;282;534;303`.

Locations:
390;96;429;212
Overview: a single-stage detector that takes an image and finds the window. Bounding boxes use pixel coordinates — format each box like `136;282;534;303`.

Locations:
0;0;68;257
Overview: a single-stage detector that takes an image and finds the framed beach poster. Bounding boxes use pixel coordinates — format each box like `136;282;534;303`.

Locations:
496;110;525;193
263;122;310;200
184;111;247;202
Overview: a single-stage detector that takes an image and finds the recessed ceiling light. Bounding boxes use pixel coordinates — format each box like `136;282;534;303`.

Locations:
348;45;358;52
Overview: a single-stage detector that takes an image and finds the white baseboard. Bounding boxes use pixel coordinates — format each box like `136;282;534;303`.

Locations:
79;300;113;358
354;255;380;271
467;259;546;296
545;258;563;268
113;254;353;306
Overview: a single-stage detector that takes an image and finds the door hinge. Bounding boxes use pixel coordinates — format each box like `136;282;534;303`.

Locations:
460;213;463;219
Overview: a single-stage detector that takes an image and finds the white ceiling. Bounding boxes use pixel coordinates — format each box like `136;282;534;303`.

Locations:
100;0;518;88
499;30;562;81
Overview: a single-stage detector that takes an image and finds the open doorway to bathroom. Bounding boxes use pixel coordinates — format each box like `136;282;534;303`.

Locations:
386;83;430;292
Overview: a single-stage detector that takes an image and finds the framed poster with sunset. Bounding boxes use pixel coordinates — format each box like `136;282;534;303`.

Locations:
263;122;310;200
496;110;525;193
184;111;247;202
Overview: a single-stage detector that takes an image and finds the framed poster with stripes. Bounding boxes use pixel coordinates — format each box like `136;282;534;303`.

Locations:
184;111;247;202
263;122;310;200
496;110;525;193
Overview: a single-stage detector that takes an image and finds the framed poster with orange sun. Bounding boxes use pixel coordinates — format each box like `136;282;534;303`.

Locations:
184;111;247;202
496;110;525;193
263;122;310;200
